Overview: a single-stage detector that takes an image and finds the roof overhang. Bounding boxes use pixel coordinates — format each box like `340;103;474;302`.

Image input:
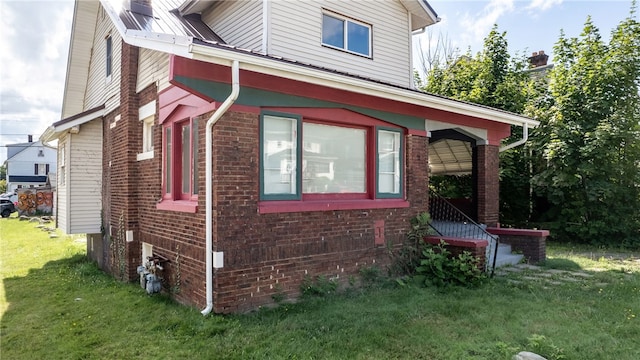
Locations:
40;105;106;143
99;0;537;130
187;43;539;129
400;0;440;31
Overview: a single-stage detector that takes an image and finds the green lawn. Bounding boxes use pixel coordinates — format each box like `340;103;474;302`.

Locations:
1;214;639;359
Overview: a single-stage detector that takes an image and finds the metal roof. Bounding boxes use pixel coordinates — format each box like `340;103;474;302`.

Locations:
117;0;224;43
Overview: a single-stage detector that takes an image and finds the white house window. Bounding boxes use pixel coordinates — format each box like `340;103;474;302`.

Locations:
302;123;366;194
106;36;113;82
322;12;371;57
60;146;65;186
377;129;402;196
38;149;44;157
260;111;403;203
34;163;49;175
137;100;156;161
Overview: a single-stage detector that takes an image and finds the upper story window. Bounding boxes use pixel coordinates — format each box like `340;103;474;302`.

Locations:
34;163;50;176
105;36;113;81
322;12;371;58
260;111;403;207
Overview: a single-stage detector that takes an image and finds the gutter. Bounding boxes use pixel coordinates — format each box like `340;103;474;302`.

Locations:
201;60;240;316
500;123;529;152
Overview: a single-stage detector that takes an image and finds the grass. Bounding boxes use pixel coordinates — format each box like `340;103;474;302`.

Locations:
1;214;639;359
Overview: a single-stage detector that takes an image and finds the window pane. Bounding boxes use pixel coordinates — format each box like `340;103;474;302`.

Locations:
181;124;191;194
378;130;400;194
322;14;344;49
303;123;365;193
106;37;112;77
347;21;370;56
192;119;198;195
263;116;297;195
165;127;171;193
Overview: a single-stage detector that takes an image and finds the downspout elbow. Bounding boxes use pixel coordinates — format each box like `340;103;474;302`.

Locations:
202;60;240;316
500;123;529;152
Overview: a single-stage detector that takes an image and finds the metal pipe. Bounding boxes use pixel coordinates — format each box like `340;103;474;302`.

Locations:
201;60;240;316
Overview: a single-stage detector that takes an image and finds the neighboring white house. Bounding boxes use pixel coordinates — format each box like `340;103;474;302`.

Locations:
40;106;105;234
4;137;57;192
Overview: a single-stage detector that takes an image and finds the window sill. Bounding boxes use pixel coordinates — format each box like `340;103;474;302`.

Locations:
156;200;198;213
136;150;154;161
258;199;409;214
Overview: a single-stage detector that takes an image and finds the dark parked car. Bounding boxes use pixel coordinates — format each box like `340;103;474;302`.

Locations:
1;198;16;218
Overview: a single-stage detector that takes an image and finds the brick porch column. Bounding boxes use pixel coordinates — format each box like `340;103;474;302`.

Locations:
475;145;499;227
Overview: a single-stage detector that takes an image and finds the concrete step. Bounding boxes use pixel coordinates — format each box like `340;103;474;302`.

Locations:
497;243;514;255
430;220;497;241
494;252;524;268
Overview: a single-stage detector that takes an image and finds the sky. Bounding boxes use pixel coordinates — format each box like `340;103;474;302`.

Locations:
0;0;637;164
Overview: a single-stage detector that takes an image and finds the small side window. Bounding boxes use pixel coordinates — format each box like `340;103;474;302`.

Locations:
106;36;113;81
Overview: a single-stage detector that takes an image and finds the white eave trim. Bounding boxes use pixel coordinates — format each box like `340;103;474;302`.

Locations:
40;107;106;143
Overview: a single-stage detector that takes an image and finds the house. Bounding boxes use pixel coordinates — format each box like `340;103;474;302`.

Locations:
4;136;56;192
41;0;541;314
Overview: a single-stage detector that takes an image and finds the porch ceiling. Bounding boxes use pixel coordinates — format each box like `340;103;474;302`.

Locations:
429;139;472;175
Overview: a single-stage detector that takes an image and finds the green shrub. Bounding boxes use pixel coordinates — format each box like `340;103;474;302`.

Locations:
388;212;433;276
414;240;486;288
300;275;337;297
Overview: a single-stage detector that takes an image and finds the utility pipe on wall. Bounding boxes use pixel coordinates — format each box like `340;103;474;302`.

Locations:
499;123;528;152
201;60;240;316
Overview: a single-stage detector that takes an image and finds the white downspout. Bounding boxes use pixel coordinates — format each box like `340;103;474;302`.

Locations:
201;60;240;316
500;123;528;152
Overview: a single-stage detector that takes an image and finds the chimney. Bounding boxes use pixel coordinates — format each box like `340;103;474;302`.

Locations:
528;50;549;68
28;135;33;143
127;0;153;16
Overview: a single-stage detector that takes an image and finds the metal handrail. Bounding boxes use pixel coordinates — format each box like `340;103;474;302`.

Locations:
428;190;499;276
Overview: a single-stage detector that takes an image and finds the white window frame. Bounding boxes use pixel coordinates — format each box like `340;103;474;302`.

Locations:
60;146;66;186
321;11;372;58
137;100;156;161
105;35;113;83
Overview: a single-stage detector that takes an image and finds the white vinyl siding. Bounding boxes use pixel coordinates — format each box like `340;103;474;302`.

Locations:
137;49;170;93
66;120;103;234
269;1;411;87
84;6;121;114
202;0;263;52
57;135;70;234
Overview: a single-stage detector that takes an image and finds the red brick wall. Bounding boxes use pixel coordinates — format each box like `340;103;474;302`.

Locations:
476;145;499;227
122;106;430;312
101;44;431;312
209;113;429;312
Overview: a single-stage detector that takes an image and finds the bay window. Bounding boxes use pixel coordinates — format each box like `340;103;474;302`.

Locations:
160;117;199;211
260;111;404;208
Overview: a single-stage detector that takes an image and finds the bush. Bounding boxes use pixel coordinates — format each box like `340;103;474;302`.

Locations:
388;212;433;276
413;240;486;288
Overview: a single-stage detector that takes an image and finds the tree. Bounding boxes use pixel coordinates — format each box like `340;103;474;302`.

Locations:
532;7;640;246
422;25;535;225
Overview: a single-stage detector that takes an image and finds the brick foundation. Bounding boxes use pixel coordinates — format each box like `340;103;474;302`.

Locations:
424;235;487;271
488;228;548;264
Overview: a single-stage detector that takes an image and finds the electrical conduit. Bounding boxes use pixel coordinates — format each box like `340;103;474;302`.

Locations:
201;60;240;316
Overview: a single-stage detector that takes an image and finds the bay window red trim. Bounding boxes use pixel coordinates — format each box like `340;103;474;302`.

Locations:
258;199;410;214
